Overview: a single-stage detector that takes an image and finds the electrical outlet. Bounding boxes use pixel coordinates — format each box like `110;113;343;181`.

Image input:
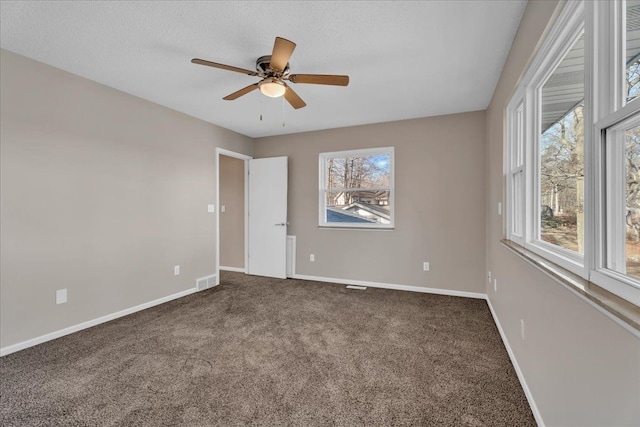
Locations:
423;262;430;271
207;204;215;213
174;265;180;275
221;205;226;213
310;254;315;262
520;319;526;340
498;202;502;215
56;289;67;305
493;278;497;292
488;271;492;283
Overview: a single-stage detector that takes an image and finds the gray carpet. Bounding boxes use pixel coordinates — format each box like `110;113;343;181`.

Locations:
0;272;536;426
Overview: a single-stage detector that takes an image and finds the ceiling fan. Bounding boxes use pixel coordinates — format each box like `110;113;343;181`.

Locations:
191;37;349;109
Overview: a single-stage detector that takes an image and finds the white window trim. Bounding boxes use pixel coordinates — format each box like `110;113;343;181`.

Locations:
505;86;526;246
513;0;587;277
506;0;640;306
591;0;640;305
318;147;395;229
593;104;640;306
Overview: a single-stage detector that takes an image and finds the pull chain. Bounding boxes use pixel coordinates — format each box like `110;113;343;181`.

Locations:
282;96;285;127
259;96;263;122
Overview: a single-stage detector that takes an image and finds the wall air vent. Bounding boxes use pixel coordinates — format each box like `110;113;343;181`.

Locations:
195;274;217;291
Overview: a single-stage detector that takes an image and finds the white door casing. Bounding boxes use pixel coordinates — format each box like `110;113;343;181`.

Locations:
215;148;251;286
248;156;288;278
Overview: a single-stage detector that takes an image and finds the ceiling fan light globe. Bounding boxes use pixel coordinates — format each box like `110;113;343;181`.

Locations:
259;79;286;98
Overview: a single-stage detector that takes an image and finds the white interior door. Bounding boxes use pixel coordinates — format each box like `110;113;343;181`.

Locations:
248;156;288;278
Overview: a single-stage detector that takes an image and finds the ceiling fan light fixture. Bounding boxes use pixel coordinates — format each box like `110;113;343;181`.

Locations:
259;78;286;98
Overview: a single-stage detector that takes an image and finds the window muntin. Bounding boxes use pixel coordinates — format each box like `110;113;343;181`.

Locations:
538;32;585;255
319;148;394;228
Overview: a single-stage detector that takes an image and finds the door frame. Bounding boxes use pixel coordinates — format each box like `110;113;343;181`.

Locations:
216;148;252;285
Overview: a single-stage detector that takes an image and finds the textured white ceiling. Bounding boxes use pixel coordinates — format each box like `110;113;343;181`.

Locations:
0;1;526;138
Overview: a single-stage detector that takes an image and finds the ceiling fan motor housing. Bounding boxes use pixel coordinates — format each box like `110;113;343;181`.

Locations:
256;55;290;77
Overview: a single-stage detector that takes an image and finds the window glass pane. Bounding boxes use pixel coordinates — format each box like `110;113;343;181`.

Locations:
325;190;391;224
516;104;524;166
626;0;640;104
325;154;390;190
626;123;640;277
539;33;585;254
512;171;524;236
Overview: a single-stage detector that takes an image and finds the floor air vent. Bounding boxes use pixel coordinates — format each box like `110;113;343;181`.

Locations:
346;285;367;290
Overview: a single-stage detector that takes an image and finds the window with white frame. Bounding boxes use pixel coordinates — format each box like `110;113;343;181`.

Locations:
506;0;640;306
319;147;394;228
507;92;525;245
537;31;585;256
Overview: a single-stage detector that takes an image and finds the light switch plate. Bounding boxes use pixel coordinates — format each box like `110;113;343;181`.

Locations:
207;204;215;213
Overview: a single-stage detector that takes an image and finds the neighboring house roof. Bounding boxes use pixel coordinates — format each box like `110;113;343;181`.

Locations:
332;190;389;201
343;202;391;220
326;208;375;223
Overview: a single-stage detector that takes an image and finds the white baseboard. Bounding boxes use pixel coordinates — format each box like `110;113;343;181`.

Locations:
486;298;544;427
291;273;487;300
219;266;246;273
0;287;197;357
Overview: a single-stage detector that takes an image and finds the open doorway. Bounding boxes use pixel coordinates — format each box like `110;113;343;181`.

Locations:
216;148;251;285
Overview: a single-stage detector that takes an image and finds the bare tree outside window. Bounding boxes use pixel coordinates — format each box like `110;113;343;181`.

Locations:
320;150;393;226
626;0;640;103
625;125;640;276
539;32;585;254
540;105;584;253
621;0;640;275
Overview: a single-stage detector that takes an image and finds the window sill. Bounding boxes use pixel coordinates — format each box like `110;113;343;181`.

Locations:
319;226;395;231
501;239;640;337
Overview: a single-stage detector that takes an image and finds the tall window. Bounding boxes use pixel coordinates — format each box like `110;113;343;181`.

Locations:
319;147;394;228
605;115;640;281
507;94;525;245
506;0;640;306
539;32;585;255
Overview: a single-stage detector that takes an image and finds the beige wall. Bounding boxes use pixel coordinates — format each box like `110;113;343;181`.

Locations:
486;2;640;426
255;111;486;294
0;49;253;349
219;155;245;269
4;5;639;423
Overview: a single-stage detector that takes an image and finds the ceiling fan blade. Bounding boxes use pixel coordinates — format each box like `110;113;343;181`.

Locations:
270;37;296;72
288;74;349;86
223;83;260;100
191;58;258;76
283;83;306;109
